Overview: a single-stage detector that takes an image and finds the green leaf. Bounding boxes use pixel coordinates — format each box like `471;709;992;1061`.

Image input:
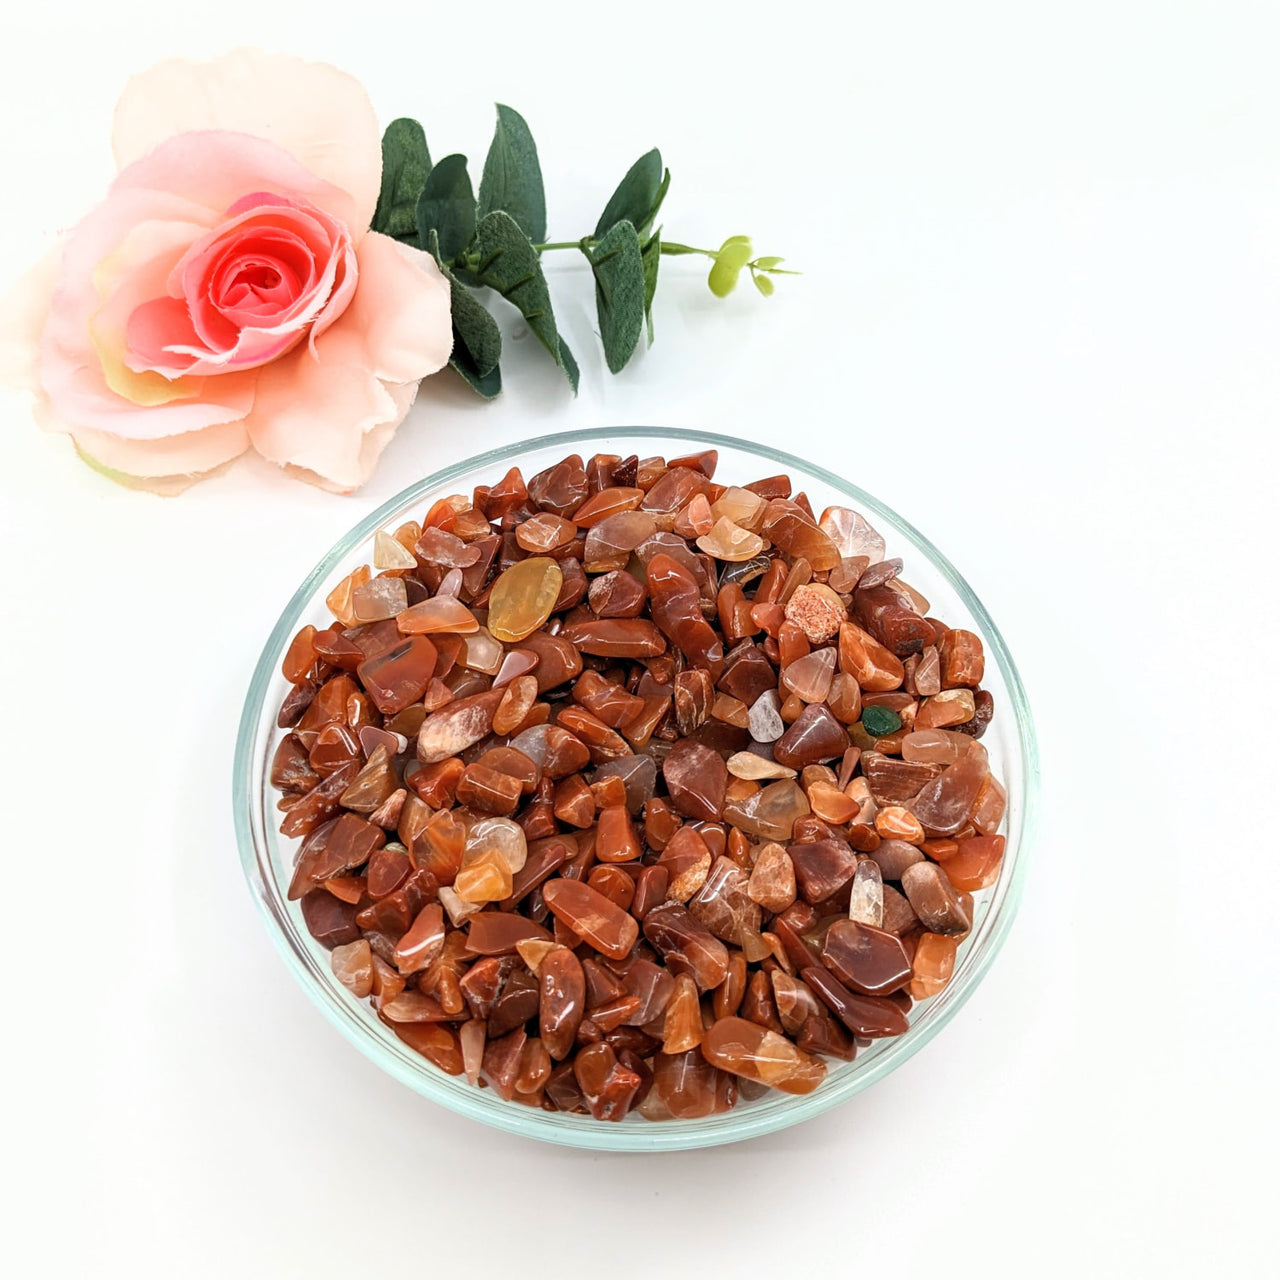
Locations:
595;150;669;239
425;229;503;395
417;154;476;263
647;169;671;233
372;118;432;246
708;236;755;298
450;346;503;398
753;256;785;271
449;277;503;376
557;337;579;393
583;219;645;373
752;270;775;297
640;229;661;343
477;105;546;243
470;210;577;392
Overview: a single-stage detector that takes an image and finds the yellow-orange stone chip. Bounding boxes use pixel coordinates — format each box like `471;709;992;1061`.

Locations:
487;557;564;642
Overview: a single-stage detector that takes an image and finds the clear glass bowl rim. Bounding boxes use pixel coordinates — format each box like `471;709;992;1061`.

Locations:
233;425;1039;1151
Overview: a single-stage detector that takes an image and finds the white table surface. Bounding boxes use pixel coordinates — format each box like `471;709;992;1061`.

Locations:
2;3;1275;1276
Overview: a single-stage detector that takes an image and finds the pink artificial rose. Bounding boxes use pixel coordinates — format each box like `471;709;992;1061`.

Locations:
1;49;452;493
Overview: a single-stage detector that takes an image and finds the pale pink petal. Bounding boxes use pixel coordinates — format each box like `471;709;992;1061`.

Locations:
306;240;358;347
281;380;419;495
125;294;304;378
241;340;401;491
126;296;228;378
329;233;452;383
357;378;420;481
90;218;213;403
0;241;63;393
41;299;257;439
93;218;209;342
34;185;256;438
122;296;198;369
112;49;381;236
112;131;360;240
67;417;250;492
1;227;255;489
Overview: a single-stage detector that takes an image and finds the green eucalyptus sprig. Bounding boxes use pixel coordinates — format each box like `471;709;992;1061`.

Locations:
371;107;794;397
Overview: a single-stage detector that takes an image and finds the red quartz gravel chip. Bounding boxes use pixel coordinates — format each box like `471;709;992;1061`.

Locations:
270;449;1006;1122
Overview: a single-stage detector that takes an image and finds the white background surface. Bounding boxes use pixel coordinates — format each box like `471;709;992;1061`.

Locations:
1;2;1276;1276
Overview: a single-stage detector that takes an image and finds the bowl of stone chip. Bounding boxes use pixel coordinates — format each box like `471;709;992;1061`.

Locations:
233;426;1038;1151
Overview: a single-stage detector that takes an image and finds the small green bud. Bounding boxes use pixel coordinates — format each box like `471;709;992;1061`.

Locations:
707;236;754;298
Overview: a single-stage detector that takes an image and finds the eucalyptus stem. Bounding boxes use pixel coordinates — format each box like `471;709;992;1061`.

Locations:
653;241;716;258
532;237;718;258
378;105;791;395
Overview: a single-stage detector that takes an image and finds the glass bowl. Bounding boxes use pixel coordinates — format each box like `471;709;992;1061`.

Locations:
234;427;1038;1151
